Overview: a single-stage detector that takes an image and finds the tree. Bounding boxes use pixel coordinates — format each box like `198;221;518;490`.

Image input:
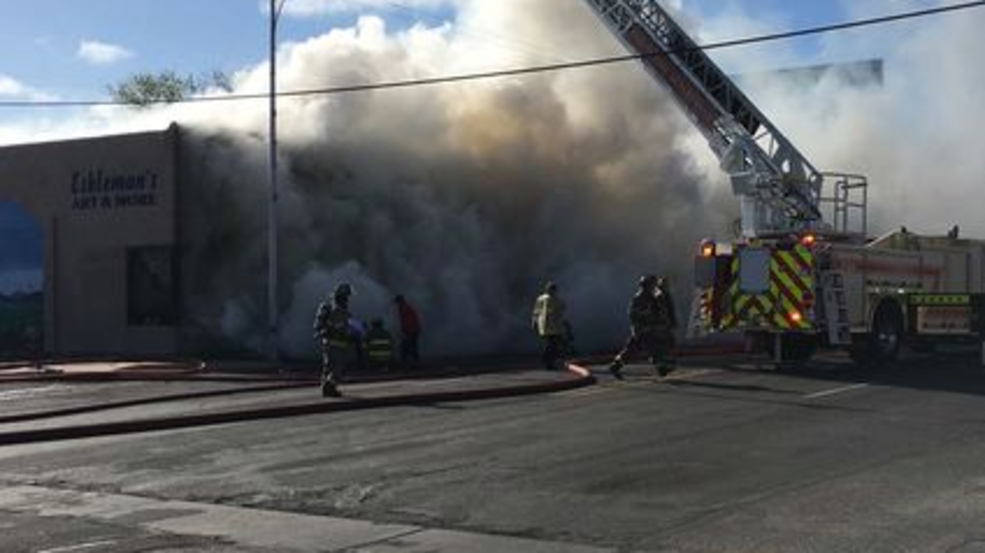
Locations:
109;70;232;108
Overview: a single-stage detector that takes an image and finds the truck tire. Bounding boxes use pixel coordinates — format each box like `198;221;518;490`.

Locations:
851;300;904;367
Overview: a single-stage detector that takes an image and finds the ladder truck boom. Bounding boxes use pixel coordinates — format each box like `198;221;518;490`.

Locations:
582;0;824;237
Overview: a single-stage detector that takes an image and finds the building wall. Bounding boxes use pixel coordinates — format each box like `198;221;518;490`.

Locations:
0;126;178;356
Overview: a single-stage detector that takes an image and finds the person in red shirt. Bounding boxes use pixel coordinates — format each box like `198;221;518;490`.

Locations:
393;295;422;369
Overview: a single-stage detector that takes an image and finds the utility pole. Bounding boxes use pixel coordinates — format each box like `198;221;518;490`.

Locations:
268;0;285;361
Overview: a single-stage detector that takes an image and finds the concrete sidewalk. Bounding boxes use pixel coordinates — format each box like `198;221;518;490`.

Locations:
0;485;614;553
0;362;594;446
0;356;559;383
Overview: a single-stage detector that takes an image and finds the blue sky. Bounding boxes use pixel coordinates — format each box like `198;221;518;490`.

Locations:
0;0;453;102
0;0;855;105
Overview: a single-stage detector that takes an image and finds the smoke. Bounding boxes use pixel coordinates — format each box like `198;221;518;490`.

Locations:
177;1;733;357
821;3;985;237
694;1;985;238
3;1;982;358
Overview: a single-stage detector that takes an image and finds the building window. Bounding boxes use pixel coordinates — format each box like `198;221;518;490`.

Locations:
127;246;177;326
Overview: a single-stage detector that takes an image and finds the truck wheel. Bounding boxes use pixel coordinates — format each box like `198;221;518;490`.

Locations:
852;301;904;367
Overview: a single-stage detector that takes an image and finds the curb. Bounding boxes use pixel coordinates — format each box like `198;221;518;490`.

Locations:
0;363;515;385
0;361;206;384
0;382;313;425
0;365;595;447
0;358;205;372
0;372;313;384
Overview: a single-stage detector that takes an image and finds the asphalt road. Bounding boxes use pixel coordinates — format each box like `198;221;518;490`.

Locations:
2;353;985;552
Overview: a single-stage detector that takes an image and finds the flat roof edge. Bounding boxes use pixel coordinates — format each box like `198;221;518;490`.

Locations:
0;122;179;151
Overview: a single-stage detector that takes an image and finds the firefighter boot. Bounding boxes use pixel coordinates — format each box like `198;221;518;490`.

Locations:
608;358;625;380
321;378;342;398
652;356;671;378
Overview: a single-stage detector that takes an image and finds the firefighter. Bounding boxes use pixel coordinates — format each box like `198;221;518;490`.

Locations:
365;318;395;372
393;294;422;369
609;274;677;380
531;281;567;371
653;276;678;371
314;283;356;398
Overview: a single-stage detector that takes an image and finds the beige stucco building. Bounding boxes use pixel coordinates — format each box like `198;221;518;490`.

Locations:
0;125;179;356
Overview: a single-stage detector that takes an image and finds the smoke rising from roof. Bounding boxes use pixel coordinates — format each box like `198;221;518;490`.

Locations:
178;1;733;356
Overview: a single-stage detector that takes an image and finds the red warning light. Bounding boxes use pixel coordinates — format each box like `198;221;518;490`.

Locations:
700;239;716;258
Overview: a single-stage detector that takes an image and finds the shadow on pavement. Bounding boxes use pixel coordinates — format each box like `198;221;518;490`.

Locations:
666;378;803;396
723;348;985;398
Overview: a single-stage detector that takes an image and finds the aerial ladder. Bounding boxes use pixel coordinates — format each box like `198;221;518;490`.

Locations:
581;0;864;239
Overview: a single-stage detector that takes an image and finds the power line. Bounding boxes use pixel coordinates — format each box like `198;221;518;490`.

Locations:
1;0;983;109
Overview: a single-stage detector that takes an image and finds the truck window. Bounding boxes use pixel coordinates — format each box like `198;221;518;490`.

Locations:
739;248;771;294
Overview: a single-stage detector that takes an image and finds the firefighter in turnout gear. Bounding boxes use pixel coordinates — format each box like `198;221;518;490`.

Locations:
365;318;395;372
393;294;422;369
609;275;677;380
314;283;355;398
531;281;567;371
654;276;678;369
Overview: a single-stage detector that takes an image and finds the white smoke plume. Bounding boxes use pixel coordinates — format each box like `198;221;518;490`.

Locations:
177;1;733;357
694;1;985;238
280;0;457;17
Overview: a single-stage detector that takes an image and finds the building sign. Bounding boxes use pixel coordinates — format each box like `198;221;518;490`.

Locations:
71;168;160;211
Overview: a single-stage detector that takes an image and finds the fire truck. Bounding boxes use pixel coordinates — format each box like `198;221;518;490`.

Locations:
583;0;985;364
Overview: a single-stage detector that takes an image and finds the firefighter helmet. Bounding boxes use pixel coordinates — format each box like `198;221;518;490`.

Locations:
334;283;353;299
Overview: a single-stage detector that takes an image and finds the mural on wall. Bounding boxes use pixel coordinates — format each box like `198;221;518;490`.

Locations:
0;202;42;358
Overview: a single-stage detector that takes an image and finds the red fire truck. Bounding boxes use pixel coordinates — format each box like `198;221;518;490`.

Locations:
583;0;985;364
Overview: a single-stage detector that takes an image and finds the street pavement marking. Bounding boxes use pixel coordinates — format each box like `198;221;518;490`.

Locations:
804;383;870;400
37;540;120;553
555;368;722;398
556;386;613;398
664;368;722;382
611;368;723;384
0;385;67;401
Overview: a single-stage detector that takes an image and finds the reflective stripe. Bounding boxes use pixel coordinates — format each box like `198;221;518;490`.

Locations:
789;243;814;275
368;338;393;360
719;245;814;331
910;294;971;306
328;340;350;349
721;257;742;329
770;247;814;330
